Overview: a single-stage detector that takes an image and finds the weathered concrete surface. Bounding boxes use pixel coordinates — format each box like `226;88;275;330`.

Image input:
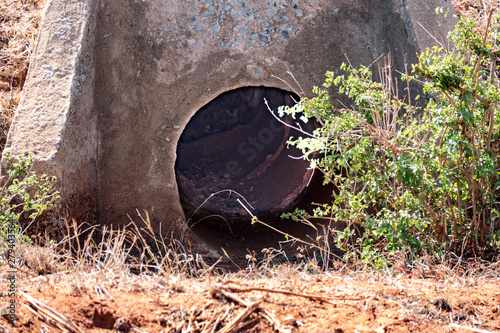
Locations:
2;0;98;223
2;0;456;253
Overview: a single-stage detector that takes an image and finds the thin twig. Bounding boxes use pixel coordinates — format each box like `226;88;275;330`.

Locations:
20;291;85;333
236;198;343;261
264;98;316;138
218;300;261;333
208;308;229;333
219;282;362;303
449;323;496;333
217;290;291;333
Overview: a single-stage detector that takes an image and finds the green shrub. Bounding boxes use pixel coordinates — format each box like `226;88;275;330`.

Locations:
280;14;500;266
0;153;59;243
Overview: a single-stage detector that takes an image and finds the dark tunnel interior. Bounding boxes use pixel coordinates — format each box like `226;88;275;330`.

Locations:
175;86;337;256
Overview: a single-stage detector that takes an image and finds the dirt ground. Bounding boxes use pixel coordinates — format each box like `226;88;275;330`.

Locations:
0;262;499;333
1;0;500;332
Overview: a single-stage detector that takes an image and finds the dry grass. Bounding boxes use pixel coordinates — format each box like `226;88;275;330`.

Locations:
0;202;499;332
1;226;499;332
453;0;500;20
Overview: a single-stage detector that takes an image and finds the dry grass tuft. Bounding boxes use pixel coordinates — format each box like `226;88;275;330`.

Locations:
453;0;500;19
1;220;499;332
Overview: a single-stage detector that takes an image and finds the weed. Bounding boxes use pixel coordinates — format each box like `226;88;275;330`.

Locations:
280;12;500;266
0;153;58;244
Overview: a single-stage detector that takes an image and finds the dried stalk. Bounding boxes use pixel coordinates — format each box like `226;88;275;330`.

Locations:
217;290;290;333
20;291;85;333
220;283;360;304
218;300;260;333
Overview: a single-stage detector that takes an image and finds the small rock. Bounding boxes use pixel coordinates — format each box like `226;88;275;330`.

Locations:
283;315;297;326
113;317;130;333
432;297;452;312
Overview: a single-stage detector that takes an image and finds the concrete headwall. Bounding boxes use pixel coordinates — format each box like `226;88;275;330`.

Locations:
2;0;456;252
2;0;98;223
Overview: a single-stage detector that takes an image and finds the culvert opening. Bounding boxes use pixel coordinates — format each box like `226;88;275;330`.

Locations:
175;86;325;256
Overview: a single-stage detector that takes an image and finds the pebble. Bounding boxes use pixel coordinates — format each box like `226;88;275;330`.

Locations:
158;0;315;47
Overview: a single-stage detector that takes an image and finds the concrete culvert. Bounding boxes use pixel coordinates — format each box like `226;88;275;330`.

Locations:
1;0;457;257
176;86;322;255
